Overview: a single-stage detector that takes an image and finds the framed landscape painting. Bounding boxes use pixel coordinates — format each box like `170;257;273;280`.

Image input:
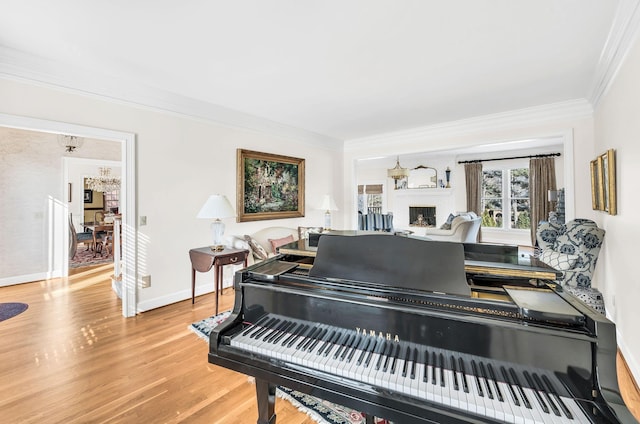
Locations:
236;149;305;222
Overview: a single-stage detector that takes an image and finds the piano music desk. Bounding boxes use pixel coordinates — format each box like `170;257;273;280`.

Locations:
279;239;561;289
189;247;249;315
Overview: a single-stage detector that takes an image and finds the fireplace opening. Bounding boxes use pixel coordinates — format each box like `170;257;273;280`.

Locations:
409;206;436;227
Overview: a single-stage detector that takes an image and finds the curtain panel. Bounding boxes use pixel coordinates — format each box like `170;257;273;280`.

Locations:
529;157;557;245
464;163;483;242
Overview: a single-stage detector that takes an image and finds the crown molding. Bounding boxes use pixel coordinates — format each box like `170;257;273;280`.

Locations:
344;99;593;151
0;46;343;151
589;0;640;107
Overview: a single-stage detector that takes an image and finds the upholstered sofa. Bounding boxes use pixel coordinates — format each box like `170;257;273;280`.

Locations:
424;212;481;243
228;226;300;267
536;218;606;314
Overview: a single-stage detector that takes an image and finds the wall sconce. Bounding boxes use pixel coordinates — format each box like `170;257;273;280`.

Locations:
445;167;451;188
58;134;84;153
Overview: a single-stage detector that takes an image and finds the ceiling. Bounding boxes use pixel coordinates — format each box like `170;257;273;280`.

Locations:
0;1;630;143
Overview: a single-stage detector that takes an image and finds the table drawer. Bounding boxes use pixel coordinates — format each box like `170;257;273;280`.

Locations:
216;252;247;266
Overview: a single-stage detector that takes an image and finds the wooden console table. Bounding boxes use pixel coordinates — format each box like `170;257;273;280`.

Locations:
189;247;249;315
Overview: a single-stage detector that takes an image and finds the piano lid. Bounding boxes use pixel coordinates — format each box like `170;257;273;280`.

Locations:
308;234;471;297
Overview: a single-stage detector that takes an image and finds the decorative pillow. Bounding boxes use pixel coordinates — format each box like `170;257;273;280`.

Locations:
244;235;268;260
538;250;579;271
440;213;456;230
268;234;294;253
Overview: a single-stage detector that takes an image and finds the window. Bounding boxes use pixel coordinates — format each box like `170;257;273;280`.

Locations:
481;168;530;229
104;190;119;214
358;184;383;214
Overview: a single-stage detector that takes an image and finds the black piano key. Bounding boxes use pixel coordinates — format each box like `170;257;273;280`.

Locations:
317;330;336;356
271;321;295;344
364;339;378;367
478;362;493;399
242;315;270;336
356;338;371;365
261;319;287;342
431;351;437;385
287;324;310;347
410;348;417;380
509;367;531;409
500;366;520;406
325;331;347;357
376;341;389;370
471;360;484;397
333;332;353;360
265;320;292;343
402;346;411;377
533;372;559;416
438;353;445;387
487;363;503;402
450;355;459;391
307;328;327;352
458;357;469;393
524;371;549;413
381;342;393;372
541;374;573;419
345;335;362;362
281;323;302;346
253;318;280;339
336;334;354;360
389;344;400;375
299;326;320;350
423;349;429;383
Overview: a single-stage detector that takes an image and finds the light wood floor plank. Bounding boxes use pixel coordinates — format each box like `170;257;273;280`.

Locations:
0;264;637;423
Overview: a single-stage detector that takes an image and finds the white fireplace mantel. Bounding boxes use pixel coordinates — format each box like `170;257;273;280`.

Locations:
391;188;456;229
393;188;454;196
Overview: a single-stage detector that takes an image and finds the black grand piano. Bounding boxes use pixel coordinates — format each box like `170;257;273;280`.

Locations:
208;234;636;423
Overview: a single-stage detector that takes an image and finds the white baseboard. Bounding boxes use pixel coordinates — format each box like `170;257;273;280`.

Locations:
0;271;60;287
136;281;234;313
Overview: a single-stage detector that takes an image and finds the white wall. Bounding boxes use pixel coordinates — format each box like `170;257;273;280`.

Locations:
594;31;640;385
0;78;343;310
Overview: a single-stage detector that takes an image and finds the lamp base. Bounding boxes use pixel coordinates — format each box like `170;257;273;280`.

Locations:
210;219;226;251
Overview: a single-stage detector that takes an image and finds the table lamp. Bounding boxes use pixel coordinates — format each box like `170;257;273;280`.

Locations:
197;194;235;251
320;194;338;230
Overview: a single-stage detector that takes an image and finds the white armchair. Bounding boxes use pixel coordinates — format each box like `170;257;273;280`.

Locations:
424;212;481;243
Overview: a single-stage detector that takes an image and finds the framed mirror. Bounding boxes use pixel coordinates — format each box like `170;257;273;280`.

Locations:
407;165;437;188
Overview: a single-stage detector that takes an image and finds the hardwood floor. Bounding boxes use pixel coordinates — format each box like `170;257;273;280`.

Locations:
1;265;639;423
0;265;313;424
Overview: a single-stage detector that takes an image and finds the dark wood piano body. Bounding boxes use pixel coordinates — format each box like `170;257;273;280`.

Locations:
208;235;636;423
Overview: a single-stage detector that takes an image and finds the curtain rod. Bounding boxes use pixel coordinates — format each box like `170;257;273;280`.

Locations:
457;152;561;164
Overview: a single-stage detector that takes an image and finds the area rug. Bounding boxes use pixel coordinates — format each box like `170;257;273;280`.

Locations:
189;313;391;424
0;302;29;322
69;246;113;269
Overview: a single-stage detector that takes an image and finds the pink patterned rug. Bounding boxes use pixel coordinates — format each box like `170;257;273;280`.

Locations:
69;246;113;269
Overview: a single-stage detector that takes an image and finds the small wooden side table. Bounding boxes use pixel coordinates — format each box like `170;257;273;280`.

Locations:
189;247;249;315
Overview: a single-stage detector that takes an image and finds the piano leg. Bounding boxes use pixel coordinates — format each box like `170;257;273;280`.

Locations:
255;378;276;424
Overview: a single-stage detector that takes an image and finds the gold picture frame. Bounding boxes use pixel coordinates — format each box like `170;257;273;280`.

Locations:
236;149;305;222
591;149;616;215
590;159;600;211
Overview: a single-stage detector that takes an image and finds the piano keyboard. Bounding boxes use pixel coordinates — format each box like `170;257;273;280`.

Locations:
227;314;591;424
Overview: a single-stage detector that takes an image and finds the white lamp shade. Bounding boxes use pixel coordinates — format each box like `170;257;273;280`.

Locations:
320;195;338;211
197;195;235;219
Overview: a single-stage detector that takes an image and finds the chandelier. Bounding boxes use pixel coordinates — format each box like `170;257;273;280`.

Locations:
86;167;121;192
58;134;84;153
387;156;410;189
